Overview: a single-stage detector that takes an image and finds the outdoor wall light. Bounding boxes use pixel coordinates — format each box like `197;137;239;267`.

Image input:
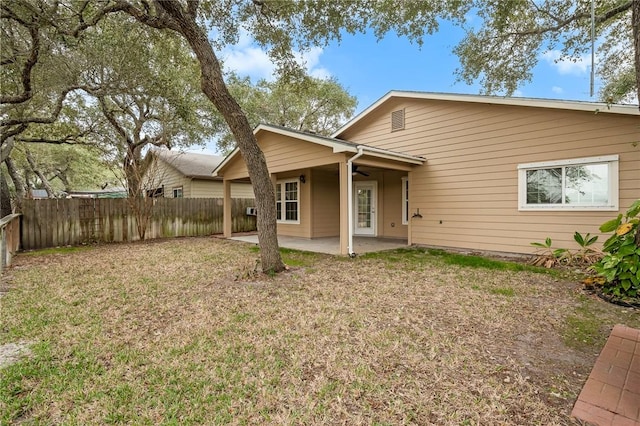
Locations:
299;174;306;183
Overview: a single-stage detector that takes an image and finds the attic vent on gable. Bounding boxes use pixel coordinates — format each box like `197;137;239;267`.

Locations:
391;109;405;131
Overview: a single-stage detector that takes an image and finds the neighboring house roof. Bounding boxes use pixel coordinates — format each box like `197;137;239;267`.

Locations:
213;123;425;177
29;189;49;199
67;188;127;198
153;149;225;180
332;90;640;138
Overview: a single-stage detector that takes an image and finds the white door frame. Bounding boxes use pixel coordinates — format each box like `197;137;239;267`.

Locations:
353;181;377;236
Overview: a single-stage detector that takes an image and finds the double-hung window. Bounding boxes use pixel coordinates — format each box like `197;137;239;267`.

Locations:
276;179;299;223
517;155;619;211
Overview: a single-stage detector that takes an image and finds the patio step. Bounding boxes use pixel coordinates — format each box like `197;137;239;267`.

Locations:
571;324;640;425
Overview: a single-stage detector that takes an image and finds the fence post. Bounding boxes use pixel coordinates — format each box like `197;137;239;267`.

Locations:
1;213;22;275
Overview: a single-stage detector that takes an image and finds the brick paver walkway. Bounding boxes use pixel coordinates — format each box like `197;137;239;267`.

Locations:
571;324;640;426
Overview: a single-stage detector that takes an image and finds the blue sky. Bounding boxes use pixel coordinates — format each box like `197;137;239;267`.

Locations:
192;21;597;154
221;22;598;112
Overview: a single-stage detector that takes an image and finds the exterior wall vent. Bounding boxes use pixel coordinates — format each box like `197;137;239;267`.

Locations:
391;109;405;131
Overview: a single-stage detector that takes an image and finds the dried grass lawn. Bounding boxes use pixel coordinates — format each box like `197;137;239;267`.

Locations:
1;237;638;425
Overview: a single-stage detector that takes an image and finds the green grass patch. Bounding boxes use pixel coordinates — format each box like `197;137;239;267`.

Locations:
21;246;93;256
3;237;639;425
248;245;319;269
360;247;553;275
563;295;606;349
489;287;515;297
431;250;527;271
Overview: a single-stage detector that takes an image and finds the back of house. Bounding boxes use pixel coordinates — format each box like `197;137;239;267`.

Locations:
335;92;639;255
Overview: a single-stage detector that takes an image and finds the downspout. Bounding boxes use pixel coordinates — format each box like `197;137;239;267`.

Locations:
347;147;365;257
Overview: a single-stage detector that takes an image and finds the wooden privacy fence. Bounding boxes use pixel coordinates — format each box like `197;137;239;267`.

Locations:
20;198;257;251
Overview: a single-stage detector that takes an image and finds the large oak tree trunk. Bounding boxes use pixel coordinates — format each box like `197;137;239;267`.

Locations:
124;146;142;198
156;1;285;273
1;171;12;217
4;157;26;212
25;148;55;197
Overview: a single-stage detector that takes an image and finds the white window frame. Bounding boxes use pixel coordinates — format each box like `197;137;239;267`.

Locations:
173;186;183;198
275;179;300;224
517;155;619;211
401;177;409;225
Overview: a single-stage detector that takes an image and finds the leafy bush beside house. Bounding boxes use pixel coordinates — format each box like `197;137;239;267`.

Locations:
530;232;600;269
592;200;640;299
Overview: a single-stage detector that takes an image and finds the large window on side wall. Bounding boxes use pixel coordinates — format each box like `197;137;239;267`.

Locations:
275;179;299;223
518;155;619;211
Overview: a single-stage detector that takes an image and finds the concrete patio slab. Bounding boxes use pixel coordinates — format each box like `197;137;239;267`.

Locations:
571;324;640;426
229;234;408;255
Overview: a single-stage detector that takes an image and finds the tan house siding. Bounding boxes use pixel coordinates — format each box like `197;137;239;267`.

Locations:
189;180;254;198
152;163;189;197
222;132;348;180
191;180;216;197
380;170;408;239
230;183;255;199
340;99;640;254
311;168;340;238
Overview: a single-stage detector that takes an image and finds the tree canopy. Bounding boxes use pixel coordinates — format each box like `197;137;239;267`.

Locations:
216;74;357;153
454;0;639;104
72;14;219;195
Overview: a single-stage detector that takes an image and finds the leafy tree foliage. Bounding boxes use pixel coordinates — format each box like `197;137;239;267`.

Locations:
454;0;639;104
1;0;86;161
9;143;115;194
1;0;90;213
1;1;219;208
216;74;357;153
71;14;219;195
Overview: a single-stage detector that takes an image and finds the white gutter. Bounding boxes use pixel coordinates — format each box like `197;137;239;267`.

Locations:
347;147;365;257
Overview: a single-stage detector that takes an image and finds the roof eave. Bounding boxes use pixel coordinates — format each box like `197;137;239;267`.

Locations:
359;145;425;165
212;147;240;177
255;123;358;153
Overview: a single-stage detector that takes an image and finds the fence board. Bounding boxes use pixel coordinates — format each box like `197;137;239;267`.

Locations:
19;197;257;250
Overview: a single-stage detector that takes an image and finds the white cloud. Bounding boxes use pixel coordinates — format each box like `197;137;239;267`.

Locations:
295;47;331;79
551;86;564;94
221;29;331;81
221;46;276;80
541;50;590;75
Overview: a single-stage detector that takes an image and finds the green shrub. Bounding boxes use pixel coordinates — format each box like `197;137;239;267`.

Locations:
592;199;640;298
529;237;570;268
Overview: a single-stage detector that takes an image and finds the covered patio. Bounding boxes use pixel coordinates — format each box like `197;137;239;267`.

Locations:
214;124;425;256
230;234;409;256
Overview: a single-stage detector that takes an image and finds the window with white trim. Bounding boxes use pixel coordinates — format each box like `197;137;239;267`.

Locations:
275;179;299;223
401;177;409;224
173;187;183;198
518;155;619;211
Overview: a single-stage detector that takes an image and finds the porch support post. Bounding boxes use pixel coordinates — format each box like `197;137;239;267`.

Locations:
223;178;232;237
407;171;412;246
347;148;365;256
339;160;349;255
